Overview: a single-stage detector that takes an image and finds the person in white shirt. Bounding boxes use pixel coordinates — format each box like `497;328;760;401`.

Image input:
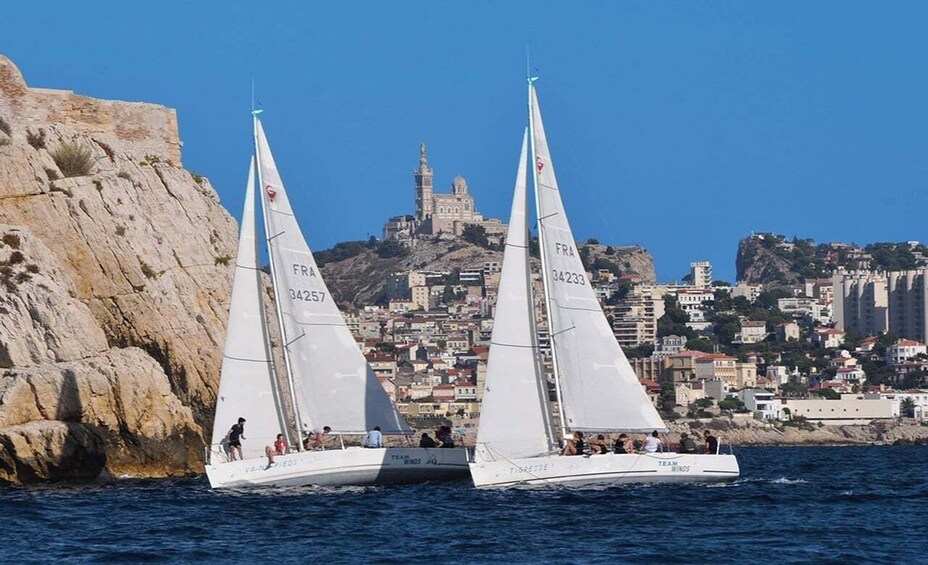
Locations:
363;426;383;448
643;430;663;453
303;426;331;450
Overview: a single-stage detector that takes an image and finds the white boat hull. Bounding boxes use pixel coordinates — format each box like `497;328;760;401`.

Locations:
206;447;470;488
469;452;740;488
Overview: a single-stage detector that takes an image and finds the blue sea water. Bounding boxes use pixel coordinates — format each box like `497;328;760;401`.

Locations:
4;446;927;564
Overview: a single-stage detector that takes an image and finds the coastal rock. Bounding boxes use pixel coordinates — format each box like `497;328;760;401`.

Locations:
0;421;106;483
0;54;235;483
666;416;928;446
0;348;202;484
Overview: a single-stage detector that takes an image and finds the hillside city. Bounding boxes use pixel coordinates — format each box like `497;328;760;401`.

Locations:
329;147;928;433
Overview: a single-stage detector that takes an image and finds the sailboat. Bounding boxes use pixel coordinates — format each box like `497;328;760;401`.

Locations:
469;80;740;488
205;113;470;488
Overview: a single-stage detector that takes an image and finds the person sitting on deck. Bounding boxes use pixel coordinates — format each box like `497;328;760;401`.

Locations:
363;426;383;448
437;425;455;448
642;430;663;453
677;432;697;454
613;433;634;454
561;431;585;456
264;433;289;468
419;432;437;448
303;426;332;450
589;434;608;454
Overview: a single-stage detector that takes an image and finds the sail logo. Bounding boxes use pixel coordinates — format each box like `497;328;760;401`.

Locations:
536;158;544;172
265;184;277;202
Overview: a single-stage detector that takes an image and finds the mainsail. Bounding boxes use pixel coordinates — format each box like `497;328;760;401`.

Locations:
529;84;667;433
475;130;554;461
254;118;411;435
211;159;288;459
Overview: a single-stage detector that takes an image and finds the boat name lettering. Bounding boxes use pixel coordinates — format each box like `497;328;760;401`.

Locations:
510;463;551;474
289;289;326;302
658;460;691;473
292;264;317;278
391;454;410;460
551;269;585;285
554;242;576;257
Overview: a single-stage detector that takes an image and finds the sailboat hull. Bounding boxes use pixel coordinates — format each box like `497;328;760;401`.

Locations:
469;452;740;488
205;447;470;488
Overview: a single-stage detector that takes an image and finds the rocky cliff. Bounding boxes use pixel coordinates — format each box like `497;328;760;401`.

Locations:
736;236;800;285
320;237;656;307
0;55;236;484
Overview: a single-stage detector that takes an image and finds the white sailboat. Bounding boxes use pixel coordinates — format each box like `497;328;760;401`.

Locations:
469;80;740;488
205;114;469;488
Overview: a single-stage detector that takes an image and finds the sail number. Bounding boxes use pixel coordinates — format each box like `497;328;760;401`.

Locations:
552;269;585;285
289;289;326;302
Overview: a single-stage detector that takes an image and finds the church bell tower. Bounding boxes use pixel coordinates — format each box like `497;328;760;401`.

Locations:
414;143;433;221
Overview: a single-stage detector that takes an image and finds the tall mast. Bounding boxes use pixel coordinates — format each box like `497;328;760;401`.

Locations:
248;155;293;449
253;111;306;447
528;78;568;445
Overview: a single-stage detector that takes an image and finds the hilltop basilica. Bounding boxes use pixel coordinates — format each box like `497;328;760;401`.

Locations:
383;144;505;241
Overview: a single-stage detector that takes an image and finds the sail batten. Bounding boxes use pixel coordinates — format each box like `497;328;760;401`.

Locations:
475;130;555;462
254;119;411;436
529;85;667;433
210;159;288;460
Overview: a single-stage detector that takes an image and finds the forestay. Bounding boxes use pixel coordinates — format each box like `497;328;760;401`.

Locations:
254;119;410;435
529;85;666;433
476;130;554;461
211;159;287;460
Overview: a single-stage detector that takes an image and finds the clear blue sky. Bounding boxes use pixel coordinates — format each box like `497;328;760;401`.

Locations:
5;2;928;281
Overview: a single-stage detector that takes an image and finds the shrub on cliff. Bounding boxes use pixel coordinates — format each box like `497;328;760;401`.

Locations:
51;141;94;177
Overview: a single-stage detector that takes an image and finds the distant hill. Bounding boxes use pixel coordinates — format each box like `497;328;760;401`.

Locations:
317;235;656;307
736;233;928;284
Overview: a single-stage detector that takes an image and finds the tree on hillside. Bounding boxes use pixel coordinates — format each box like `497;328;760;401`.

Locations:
462;224;490;248
375;239;409;258
657;296;695;339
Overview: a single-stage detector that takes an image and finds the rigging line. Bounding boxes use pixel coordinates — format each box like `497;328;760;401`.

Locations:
555;304;606;313
296;321;350;327
489;341;539;349
506;243;529;249
537;212;559;222
234;263;263;271
270;209;295;218
285;332;307;347
223;354;271;363
551;324;577;337
537;182;559;191
267;230;286;242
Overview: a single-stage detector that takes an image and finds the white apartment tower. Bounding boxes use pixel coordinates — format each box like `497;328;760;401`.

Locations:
833;269;928;342
690;261;713;287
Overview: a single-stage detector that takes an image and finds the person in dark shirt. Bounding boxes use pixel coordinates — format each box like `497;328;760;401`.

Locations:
225;417;246;461
613;433;633;454
703;430;719;455
561;432;585;456
589;434;608;454
419;432;437;448
677;432;698;454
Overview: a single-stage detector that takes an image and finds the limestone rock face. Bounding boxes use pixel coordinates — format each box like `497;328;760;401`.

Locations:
0;54;235;483
0;226;108;367
0;348;202;481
